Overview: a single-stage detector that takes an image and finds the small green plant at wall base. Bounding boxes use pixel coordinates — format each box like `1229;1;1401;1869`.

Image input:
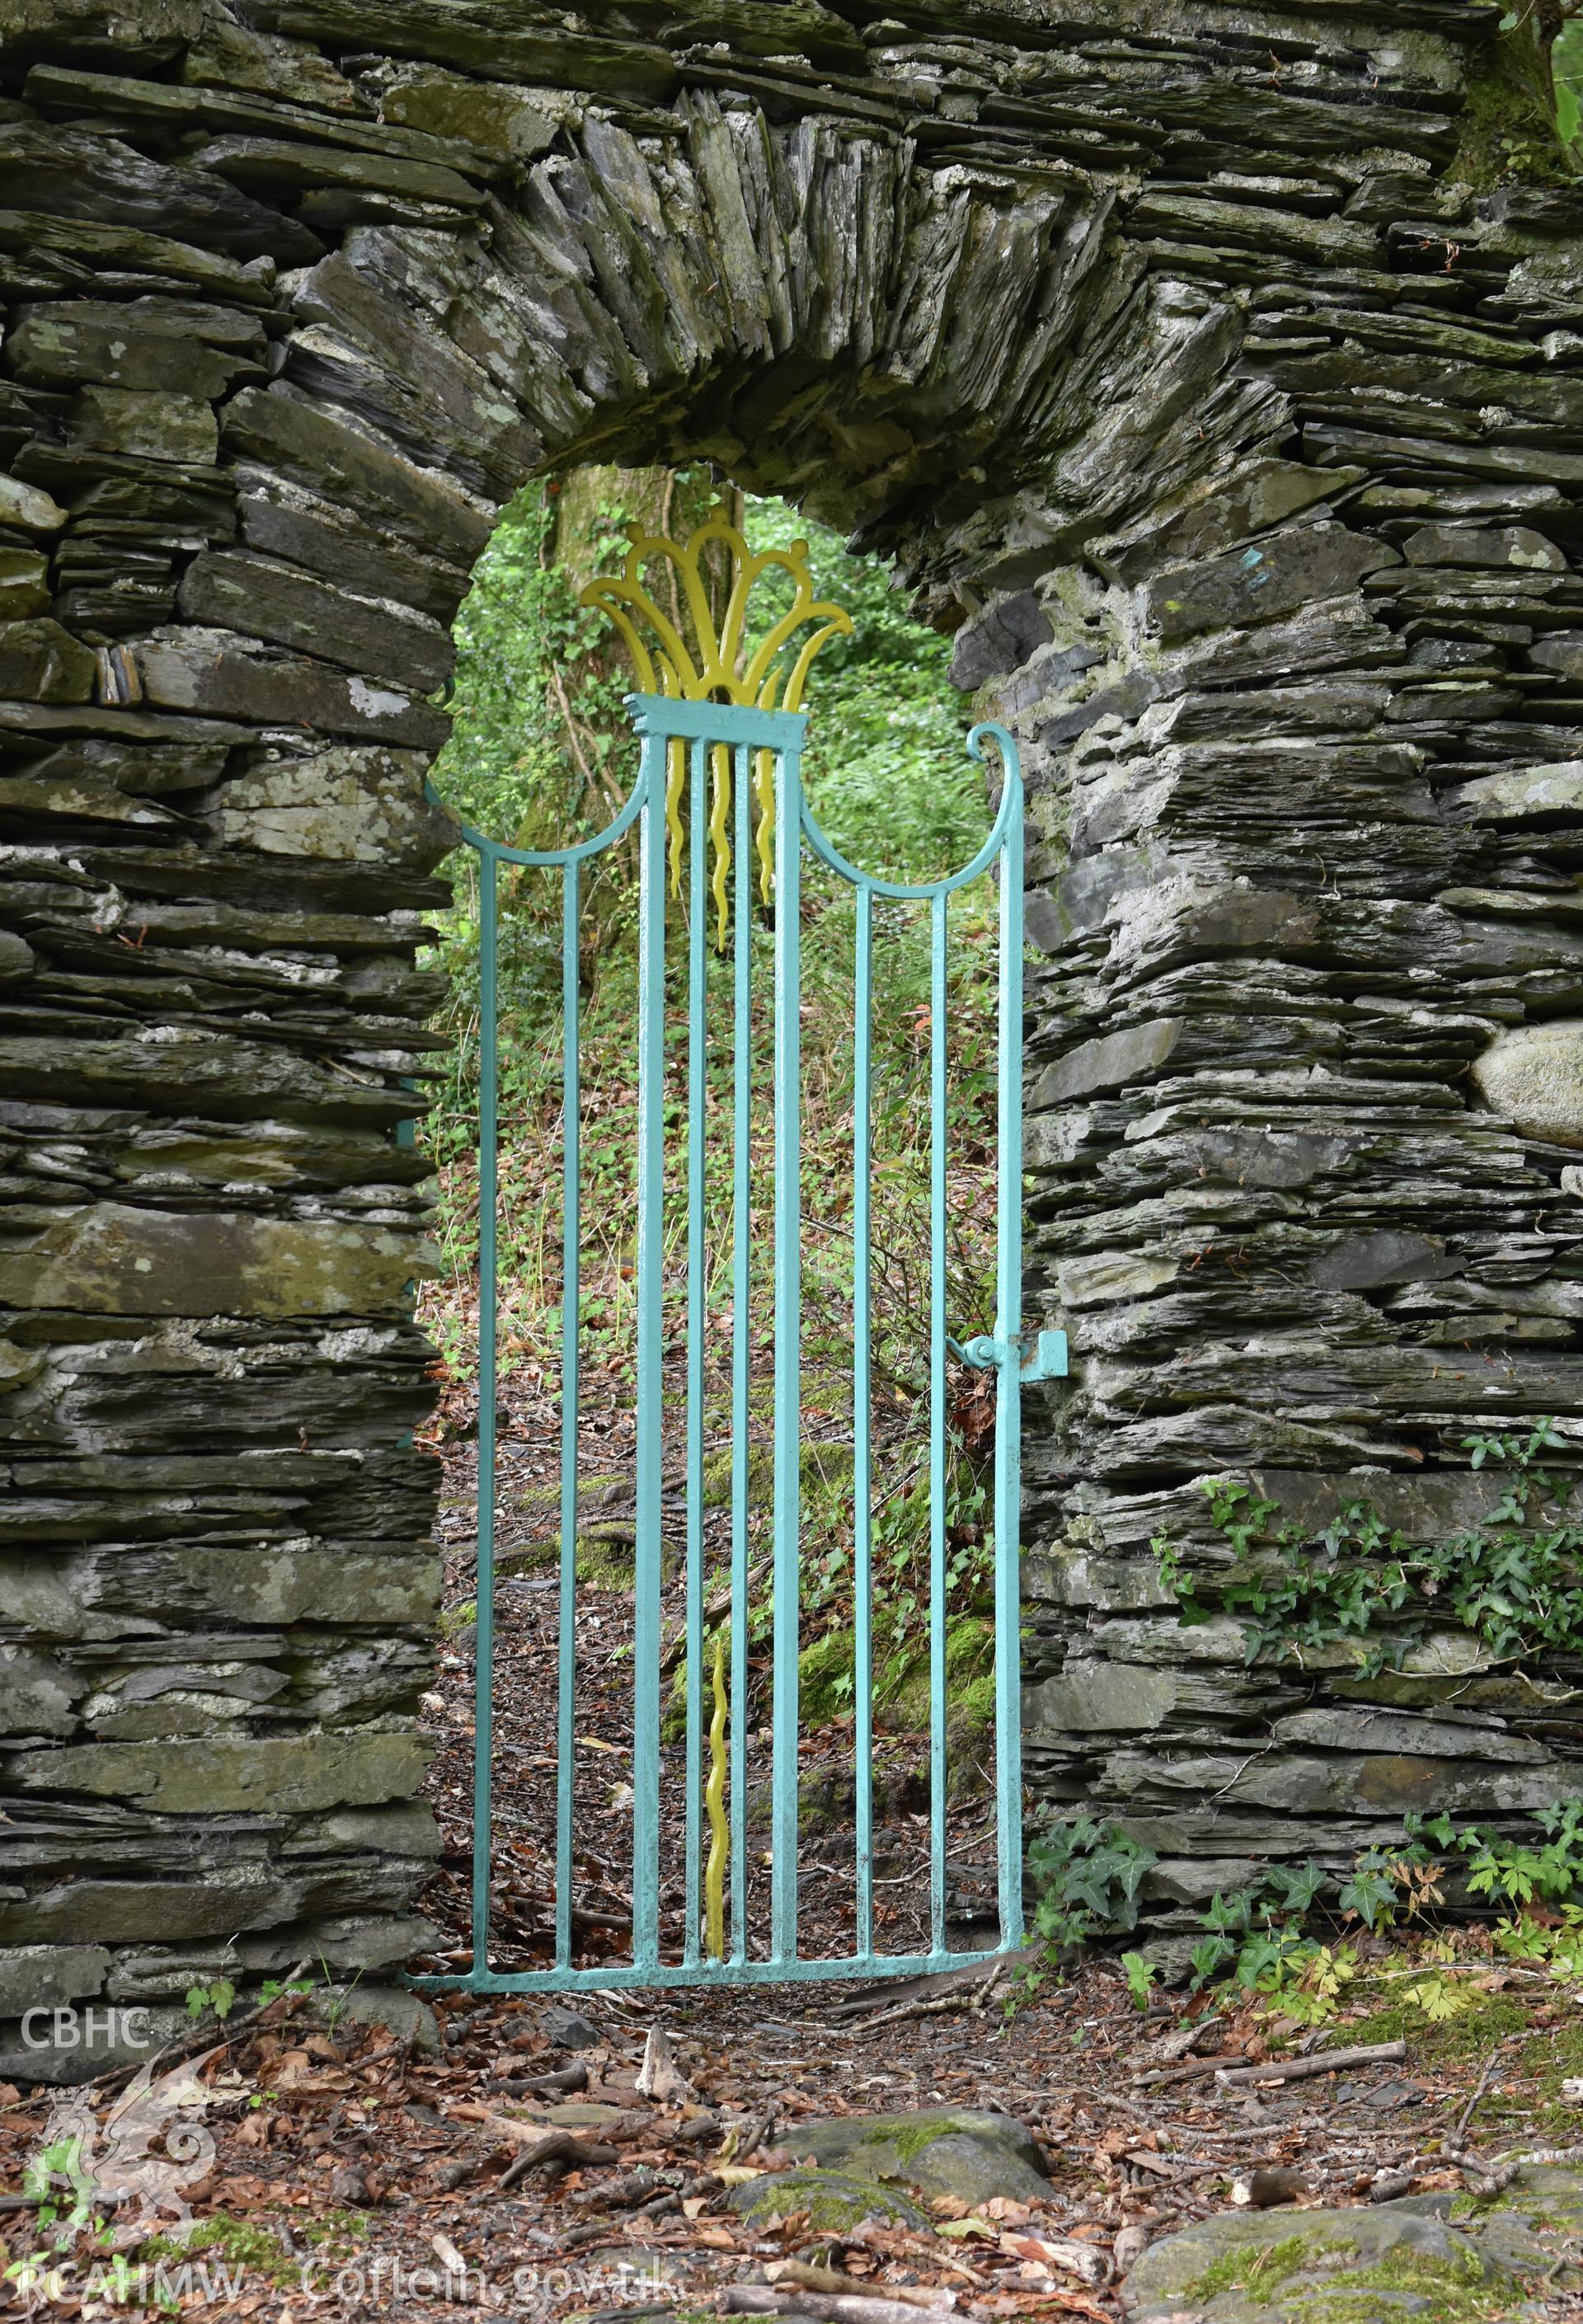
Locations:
1007;1822;1157;2016
1468;1796;1583;1907
1339;1835;1447;1934
186;1976;237;2022
5;2134;119;2303
1121;1951;1159;2012
1401;1970;1477;2025
1186;1864;1353;2021
1400;1797;1583;1910
1225;1934;1358;2028
258;1974;312;2006
1328;1803;1583;1942
1495;1904;1583;1980
1153;1424;1583;1673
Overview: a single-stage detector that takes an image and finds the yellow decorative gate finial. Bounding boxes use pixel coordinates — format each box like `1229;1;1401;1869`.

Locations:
578;510;853;939
578;509;852;711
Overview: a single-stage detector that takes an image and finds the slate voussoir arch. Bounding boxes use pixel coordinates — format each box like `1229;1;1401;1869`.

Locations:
272;106;1121;550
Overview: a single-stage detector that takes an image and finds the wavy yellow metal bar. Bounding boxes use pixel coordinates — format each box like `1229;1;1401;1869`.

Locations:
753;748;776;906
576;511;853;935
709;743;731;949
666;735;686;899
704;1628;729;1960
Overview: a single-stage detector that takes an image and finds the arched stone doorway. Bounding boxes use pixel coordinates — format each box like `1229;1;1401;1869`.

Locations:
6;0;1583;2062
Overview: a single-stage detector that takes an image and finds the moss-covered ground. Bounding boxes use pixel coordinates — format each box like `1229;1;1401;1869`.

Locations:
136;2208;368;2289
1346;1987;1530;2071
1346;1983;1583;2143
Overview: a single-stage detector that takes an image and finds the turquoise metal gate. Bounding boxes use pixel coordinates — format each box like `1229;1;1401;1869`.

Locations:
421;517;1059;1996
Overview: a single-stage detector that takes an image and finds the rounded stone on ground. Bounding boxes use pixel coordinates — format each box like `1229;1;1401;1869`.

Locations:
312;1983;439;2053
1118;2171;1583;2322
543;2002;603;2050
787;2106;1053;2204
726;2164;934;2234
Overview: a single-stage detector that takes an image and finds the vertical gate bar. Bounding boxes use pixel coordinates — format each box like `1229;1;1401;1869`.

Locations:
554;858;581;1970
994;753;1026;1947
928;887;949;1960
633;730;667;1971
729;744;752;1964
853;885;875;1961
472;843;500;1984
683;736;708;1967
770;738;802;1967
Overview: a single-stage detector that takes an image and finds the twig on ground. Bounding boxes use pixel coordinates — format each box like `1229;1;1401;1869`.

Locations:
1451;2037;1519;2147
1132;2053;1248;2091
1128;2153;1229;2183
495;2124;619;2191
1214;2042;1407;2090
843;1981;1011;2034
829;1949;1039;2022
723;2290;958;2324
1441;2142;1583;2200
768;2260;950;2312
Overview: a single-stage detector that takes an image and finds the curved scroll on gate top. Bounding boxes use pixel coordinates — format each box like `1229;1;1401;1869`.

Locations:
798;719;1023;906
578;512;854;940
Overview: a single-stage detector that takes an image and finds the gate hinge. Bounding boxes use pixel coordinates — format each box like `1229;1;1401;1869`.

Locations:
949;1328;1069;1382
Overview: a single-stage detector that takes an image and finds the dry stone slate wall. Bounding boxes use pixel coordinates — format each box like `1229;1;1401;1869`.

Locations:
2;0;1581;2054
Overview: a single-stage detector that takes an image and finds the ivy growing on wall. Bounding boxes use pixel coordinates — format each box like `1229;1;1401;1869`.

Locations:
1153;1423;1583;1674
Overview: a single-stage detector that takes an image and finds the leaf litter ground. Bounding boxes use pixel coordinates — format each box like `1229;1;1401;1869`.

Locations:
7;1943;1583;2321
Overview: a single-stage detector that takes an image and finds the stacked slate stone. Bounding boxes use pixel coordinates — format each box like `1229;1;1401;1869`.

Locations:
2;0;1580;2049
1011;84;1583;1926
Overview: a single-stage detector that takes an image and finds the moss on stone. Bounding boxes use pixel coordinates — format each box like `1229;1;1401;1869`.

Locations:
571;1532;638;1590
296;2209;371;2256
1185;2244;1501;2324
495;1528;669;1591
138;2214;319;2286
1186;2231;1323;2301
883;2117;956;2166
1454;50;1571;190
792;2108;1051;2203
1126;2168;1576;2324
701;1438;855;1509
1276;2246;1503;2324
669;1608;994;1749
799;1627;856;1723
726;2164;932;2234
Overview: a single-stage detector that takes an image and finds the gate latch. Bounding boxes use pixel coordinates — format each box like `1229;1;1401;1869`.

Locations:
949;1328;1069;1382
